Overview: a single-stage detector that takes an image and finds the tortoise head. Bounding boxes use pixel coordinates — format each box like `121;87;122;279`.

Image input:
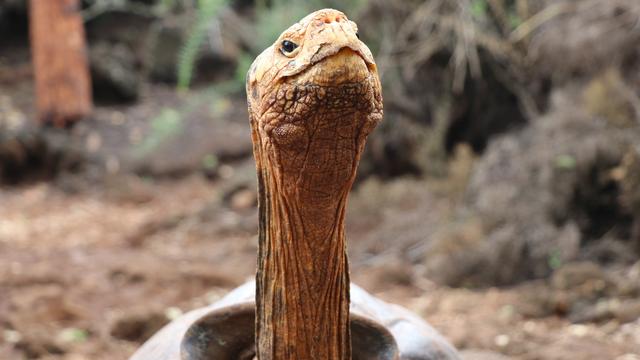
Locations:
247;8;378;94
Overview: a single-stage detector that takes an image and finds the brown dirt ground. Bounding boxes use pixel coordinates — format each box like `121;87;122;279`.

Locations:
1;176;638;360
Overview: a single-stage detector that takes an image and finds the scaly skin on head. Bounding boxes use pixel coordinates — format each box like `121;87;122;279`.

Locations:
246;9;383;360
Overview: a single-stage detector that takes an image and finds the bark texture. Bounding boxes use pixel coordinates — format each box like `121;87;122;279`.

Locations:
30;0;92;127
246;9;383;360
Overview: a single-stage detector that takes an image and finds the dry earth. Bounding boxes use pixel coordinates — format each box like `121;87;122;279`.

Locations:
1;176;638;360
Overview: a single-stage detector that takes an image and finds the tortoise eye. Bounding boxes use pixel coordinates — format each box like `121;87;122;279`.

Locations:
281;40;298;54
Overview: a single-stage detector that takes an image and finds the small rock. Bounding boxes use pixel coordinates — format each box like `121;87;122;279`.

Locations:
568;324;590;337
569;299;613;323
3;329;22;344
230;188;257;210
569;298;640;324
164;307;183;321
551;262;611;293
614;300;640;324
14;332;66;358
148;25;183;83
628;260;640;283
90;42;141;104
616;355;640;360
493;334;510;347
109;311;168;343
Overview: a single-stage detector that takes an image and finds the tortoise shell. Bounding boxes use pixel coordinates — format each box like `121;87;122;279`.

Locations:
130;281;460;360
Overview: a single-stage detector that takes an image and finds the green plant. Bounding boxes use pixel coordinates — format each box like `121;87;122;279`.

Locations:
177;0;229;90
57;328;89;344
234;53;254;89
470;0;488;20
135;108;183;156
555;154;577;170
202;154;219;170
547;249;563;270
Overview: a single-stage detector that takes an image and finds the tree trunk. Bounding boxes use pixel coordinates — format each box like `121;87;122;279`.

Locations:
29;0;92;127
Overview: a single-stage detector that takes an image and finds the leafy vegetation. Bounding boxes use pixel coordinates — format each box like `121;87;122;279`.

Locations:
134;108;183;157
177;0;229;90
133;79;241;156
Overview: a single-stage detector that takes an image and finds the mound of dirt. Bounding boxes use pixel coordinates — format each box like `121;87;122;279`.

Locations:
423;76;639;285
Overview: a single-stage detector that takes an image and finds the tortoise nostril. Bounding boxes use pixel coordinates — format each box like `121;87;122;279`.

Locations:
323;18;331;24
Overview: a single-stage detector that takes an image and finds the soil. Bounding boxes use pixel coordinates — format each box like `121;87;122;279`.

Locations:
1;174;639;360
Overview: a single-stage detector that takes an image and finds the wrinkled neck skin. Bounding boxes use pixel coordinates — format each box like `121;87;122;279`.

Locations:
249;47;382;360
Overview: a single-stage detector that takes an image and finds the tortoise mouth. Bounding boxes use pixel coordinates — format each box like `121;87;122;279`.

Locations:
285;47;374;87
180;303;399;360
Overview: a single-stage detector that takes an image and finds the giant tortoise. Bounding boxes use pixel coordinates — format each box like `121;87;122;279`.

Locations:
131;8;460;360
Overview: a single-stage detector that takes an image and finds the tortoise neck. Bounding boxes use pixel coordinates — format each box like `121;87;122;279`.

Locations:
250;103;362;359
254;162;352;360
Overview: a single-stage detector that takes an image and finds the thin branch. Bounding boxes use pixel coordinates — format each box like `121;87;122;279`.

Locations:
509;1;575;43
